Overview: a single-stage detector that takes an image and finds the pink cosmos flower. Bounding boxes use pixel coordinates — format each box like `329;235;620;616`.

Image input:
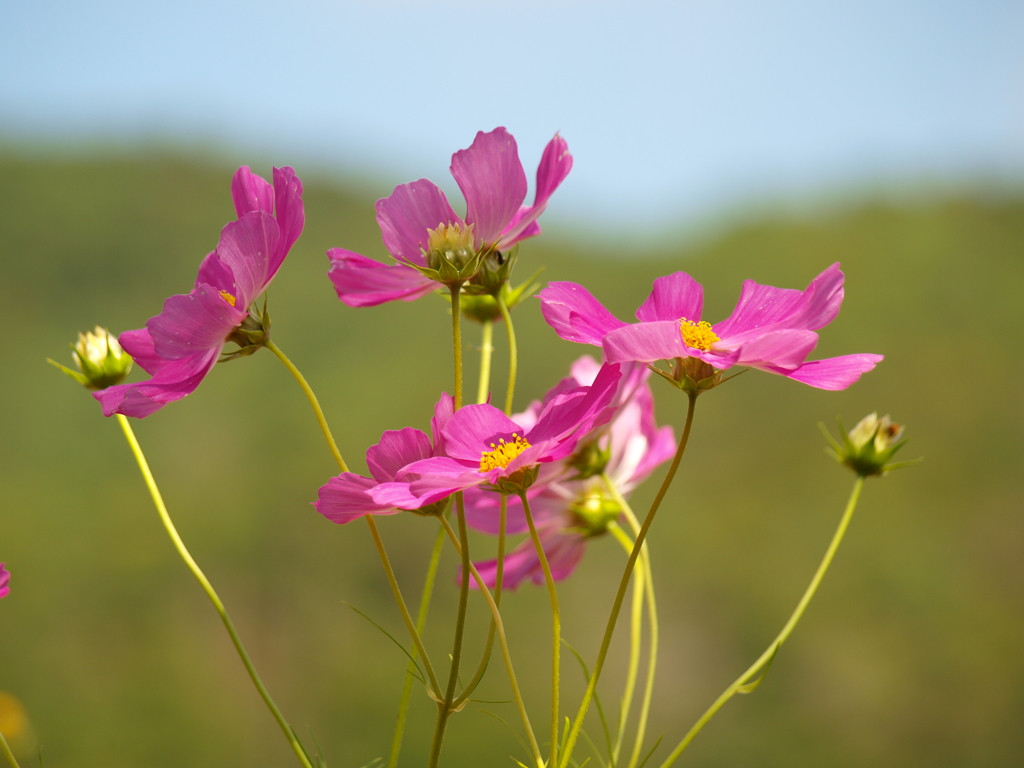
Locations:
539;263;882;391
369;363;622;509
315;394;453;523
465;357;676;589
95;167;304;417
327;127;572;307
0;563;9;599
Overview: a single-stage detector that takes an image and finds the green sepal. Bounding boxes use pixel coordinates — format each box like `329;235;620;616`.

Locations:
737;642;780;694
47;358;90;387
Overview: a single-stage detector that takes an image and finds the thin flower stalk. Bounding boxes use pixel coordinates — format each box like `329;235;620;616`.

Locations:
451;283;464;409
560;392;698;768
0;729;20;768
521;491;562;768
439;516;544;768
658;476;865;767
607;523;644;767
115;415;314;768
388;524;446;768
267;340;439;695
606;477;660;768
476;319;494;405
497;292;518;415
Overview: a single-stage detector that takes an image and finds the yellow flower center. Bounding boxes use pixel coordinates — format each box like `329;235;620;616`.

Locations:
219;290;237;307
479;433;532;472
679;318;720;351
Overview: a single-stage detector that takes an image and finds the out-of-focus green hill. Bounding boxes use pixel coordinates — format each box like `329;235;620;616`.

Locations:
0;152;1022;768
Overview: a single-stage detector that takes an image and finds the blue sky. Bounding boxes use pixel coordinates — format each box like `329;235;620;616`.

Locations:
3;0;1022;231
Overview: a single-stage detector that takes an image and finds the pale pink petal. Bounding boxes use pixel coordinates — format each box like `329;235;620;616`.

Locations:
779;354;884;390
539;282;629;346
467;525;587;590
327;249;437;307
366;428;434;483
316;474;402;524
635;272;705;323
147;285;245;360
231;166;274;218
450;127;527;246
0;563;9;599
498;133;573;249
376;179;461;266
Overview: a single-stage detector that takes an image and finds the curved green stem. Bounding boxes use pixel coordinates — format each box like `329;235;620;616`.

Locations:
521;491;562;768
388;524;446;768
439;516;543;768
496;293;517;415
605;479;659;768
453;494;507;707
265;339;348;473
450;284;464;409
608;523;644;767
560;392;698;768
0;729;21;768
476;319;494;405
658;475;866;767
427;494;472;768
267;340;438;697
115;414;314;768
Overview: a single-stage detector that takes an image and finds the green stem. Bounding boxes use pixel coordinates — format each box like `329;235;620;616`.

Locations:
450;284;464;409
0;729;20;768
388;524;446;768
560;392;698;768
605;479;659;768
439;516;544;768
265;339;348;472
658;475;866;767
115;414;314;768
477;319;494;405
427;494;472;768
496;292;517;415
521;491;562;768
453;494;507;707
608;523;644;767
267;340;438;697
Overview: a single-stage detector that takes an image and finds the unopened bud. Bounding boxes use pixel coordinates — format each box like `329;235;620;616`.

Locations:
821;412;920;477
49;327;133;390
570;490;622;536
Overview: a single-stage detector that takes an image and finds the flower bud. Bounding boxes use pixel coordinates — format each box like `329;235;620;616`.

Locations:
454;265;546;324
48;327;133;390
566;438;611;480
569;490;622;537
422;223;483;286
821;412;920;477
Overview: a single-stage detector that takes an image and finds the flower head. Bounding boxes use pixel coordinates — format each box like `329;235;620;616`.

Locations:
821;412;920;477
93;167;304;418
49;326;133;390
0;563;9;599
328;127;572;307
538;264;882;392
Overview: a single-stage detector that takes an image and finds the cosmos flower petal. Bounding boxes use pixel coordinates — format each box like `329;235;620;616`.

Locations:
270;166;305;275
602;320;687;364
465;526;587;590
450;127;527;246
0;563;9;599
442;405;524;463
118;328;169;376
538;282;629;346
366;428;434;483
315;474;403;524
498;133;573;249
529;363;621;444
635;272;704;323
376;179;461;266
431;392;455;455
93;348;221;418
147;285;246;360
733;328;820;372
715;263;844;337
779;353;885;390
195;252;236;295
215;211;280;307
231;165;275;218
327;249;437;307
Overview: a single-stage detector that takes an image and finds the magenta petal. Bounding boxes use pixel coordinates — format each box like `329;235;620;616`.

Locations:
635;272;705;323
431;392;455;454
316;474;401;524
271;166;304;275
231;166;274;218
366;428;434;483
118;328;169;375
195;252;236;295
715;264;844;337
215;211;280;307
529;363;621;444
0;563;9;599
602;320;686;364
781;353;884;390
498;133;573;249
376;179;461;266
451;127;527;246
538;282;629;346
468;526;586;590
327;249;437;307
442;405;524;463
147;285;245;360
733;329;819;372
94;347;220;418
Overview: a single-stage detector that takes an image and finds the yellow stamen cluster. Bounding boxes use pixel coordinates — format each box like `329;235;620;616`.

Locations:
479;433;532;472
219;290;237;307
680;317;720;351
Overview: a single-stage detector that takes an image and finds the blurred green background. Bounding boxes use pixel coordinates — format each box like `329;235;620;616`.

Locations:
1;150;1022;768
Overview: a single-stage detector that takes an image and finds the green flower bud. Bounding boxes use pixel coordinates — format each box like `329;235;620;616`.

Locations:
569;490;623;537
566;438;611;480
48;326;133;390
820;413;921;477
